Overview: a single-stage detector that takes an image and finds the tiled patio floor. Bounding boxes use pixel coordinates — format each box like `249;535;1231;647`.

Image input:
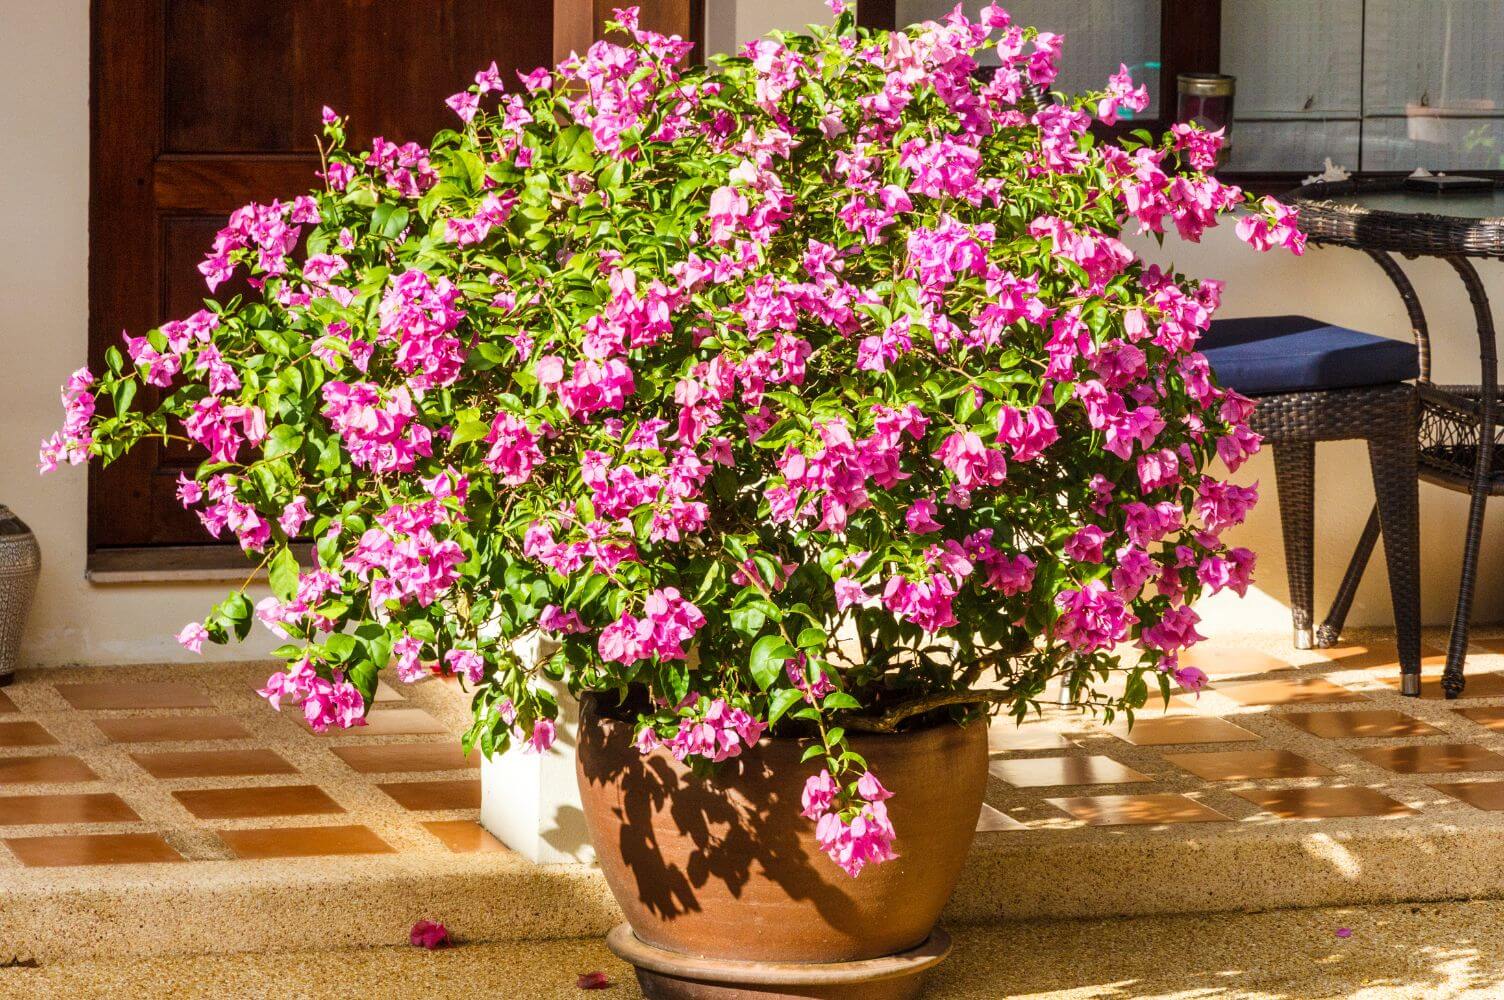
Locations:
0;664;495;870
976;628;1504;838
0;660;622;963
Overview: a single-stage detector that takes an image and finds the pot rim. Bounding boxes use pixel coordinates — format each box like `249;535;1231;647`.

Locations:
578;689;985;746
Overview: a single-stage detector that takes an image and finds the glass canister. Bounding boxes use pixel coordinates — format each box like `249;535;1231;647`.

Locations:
1177;73;1236;168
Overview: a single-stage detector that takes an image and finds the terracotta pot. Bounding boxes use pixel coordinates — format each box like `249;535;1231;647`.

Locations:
577;694;988;996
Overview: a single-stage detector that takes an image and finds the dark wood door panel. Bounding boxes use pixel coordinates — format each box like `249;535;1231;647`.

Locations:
90;0;700;554
163;0;556;154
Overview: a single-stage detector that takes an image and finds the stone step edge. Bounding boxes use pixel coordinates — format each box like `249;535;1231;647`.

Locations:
3;824;1497;962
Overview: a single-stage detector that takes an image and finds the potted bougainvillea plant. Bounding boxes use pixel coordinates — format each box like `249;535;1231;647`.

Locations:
42;2;1300;995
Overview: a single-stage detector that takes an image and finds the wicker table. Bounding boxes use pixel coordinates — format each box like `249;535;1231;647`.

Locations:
1293;179;1504;698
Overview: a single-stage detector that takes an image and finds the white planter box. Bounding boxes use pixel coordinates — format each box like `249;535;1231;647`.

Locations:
478;635;594;864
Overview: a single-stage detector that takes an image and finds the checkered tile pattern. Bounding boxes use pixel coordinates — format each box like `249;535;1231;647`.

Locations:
0;663;499;868
978;631;1504;834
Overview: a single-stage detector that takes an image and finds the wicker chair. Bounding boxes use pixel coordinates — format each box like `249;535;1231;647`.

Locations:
1202;316;1423;695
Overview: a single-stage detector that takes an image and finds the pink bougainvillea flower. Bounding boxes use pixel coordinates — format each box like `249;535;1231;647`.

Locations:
524;718;557;754
410;920;450;949
576;971;611;990
176;622;209;654
1172;665;1210;694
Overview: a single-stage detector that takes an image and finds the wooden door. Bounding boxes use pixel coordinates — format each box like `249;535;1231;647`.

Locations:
88;0;698;564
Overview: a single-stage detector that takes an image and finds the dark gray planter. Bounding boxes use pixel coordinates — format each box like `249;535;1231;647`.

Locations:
0;506;40;686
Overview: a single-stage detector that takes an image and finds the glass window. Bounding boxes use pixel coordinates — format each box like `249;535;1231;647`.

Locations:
1224;0;1504;173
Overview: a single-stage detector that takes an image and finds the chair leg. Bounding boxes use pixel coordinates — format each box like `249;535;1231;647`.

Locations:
1272;442;1316;649
1368;436;1422;697
1319;506;1379;649
1444;479;1491;698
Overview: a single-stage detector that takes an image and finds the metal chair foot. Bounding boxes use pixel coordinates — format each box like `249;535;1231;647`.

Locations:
1294;627;1314;650
1401;674;1421;697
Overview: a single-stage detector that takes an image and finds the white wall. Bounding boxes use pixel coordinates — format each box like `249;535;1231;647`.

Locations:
1;1;1499;669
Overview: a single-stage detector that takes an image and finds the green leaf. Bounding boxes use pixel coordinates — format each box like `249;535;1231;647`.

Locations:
796;626;827;651
767;687;805;727
263;425;303;460
821;691;860;711
748;635;795;691
451;418;492;445
268;547;300;602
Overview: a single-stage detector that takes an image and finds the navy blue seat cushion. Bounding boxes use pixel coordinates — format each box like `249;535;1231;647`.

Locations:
1201;315;1419;397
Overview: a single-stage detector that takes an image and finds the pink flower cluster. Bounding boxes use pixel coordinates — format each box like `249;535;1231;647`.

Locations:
198;199;308;291
801;770;899;878
598;588;706;665
377;270;469;389
182;397;268;465
484;412;544;485
259;659;365;733
320;382;434;474
345;501;465;607
37;368;94;472
636;694;767;763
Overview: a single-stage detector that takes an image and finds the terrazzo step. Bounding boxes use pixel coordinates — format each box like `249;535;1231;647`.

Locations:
13;631;1504;961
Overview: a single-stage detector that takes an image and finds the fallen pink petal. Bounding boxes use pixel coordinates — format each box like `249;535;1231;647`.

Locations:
410;920;450;950
576;971;611;990
1335;927;1353;939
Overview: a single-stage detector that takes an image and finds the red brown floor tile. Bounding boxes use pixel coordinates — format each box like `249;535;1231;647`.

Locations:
0;691;17;714
4;832;183;867
217;824;395;859
377;779;481;811
1452;706;1504;733
1233;786;1415;819
1219;675;1369;706
0;792;138;825
303;708;448;737
1431;780;1504;811
1282;709;1443;739
1045;793;1230;826
95;715;252;744
332;743;478;774
988;723;1073;752
1381;672;1504;699
0;755;98;785
1352;743;1504;774
1321;642;1446;671
1105;715;1258;746
422;820;508;854
131;749;297;780
0;721;58;749
1178;646;1291;677
989;756;1150;788
975;804;1028;832
55;681;213;711
1163;749;1334;781
173;785;345;821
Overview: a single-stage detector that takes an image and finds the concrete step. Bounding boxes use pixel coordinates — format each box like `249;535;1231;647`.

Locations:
6;898;1504;999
